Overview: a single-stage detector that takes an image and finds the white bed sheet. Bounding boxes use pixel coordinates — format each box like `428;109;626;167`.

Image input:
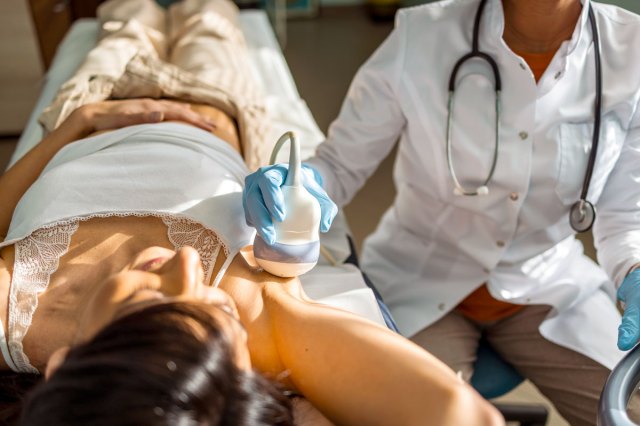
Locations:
12;11;386;327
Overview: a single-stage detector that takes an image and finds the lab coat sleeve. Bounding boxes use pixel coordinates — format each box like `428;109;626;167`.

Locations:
593;104;640;287
306;14;407;207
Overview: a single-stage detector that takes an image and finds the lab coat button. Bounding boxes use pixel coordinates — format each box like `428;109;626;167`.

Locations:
519;131;528;140
496;240;505;248
510;192;519;201
438;303;446;311
483;267;490;274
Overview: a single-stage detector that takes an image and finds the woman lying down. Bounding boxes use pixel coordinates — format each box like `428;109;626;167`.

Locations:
2;108;502;426
0;0;502;424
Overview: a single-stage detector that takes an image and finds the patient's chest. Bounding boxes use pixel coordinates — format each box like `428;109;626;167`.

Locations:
48;216;174;292
6;215;228;370
46;215;228;293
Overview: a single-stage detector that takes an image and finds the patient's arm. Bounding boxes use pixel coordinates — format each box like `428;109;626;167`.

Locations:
221;253;502;426
263;285;503;426
0;109;90;237
0;99;215;237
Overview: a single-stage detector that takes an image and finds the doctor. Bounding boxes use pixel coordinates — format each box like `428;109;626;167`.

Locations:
243;0;640;423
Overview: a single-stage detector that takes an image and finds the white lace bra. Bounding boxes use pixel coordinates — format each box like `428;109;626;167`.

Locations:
2;213;231;374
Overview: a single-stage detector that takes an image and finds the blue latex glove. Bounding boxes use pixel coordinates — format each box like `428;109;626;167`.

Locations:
243;163;338;244
617;268;640;350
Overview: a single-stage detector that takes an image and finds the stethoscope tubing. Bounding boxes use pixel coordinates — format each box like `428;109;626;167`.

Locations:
445;0;501;197
581;6;602;203
446;89;501;196
448;51;502;91
445;0;602;233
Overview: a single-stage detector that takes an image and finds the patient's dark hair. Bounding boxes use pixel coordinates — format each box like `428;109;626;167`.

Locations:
0;372;40;424
19;302;293;426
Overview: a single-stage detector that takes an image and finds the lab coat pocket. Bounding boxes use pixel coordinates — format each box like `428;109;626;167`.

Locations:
555;119;625;206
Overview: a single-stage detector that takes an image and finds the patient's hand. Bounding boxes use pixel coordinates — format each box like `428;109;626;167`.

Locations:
78;99;216;135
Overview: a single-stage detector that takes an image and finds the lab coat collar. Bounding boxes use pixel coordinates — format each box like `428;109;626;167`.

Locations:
566;0;591;57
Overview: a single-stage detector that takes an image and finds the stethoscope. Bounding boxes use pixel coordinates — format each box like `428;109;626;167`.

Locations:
445;0;602;233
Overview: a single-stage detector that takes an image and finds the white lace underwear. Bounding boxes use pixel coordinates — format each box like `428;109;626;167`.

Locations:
3;213;229;374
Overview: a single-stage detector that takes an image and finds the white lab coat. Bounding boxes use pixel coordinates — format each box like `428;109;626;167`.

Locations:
307;0;640;369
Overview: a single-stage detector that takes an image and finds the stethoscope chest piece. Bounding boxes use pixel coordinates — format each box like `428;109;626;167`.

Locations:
570;200;596;233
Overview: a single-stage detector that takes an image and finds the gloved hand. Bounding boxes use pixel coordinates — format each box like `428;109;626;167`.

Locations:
617;268;640;350
243;163;338;244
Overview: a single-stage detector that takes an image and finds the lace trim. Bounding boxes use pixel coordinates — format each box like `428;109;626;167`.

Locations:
161;216;227;285
9;221;79;373
6;212;229;373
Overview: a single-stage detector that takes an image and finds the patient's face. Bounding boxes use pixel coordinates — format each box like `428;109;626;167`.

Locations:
77;246;251;370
